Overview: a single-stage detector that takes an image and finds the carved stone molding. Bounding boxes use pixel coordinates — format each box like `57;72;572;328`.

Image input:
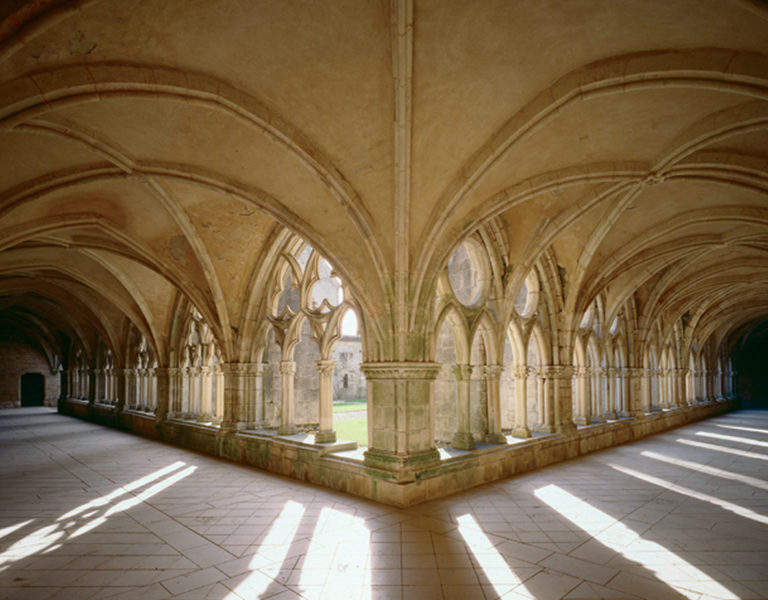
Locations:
360;361;441;380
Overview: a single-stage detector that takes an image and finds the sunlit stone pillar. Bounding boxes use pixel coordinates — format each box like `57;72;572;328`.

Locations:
512;365;531;438
685;368;694;405
590;368;605;423
605;367;619;419
640;367;652;413
573;367;589;426
619;367;629;416
360;362;441;474
624;368;643;417
219;363;247;432
236;362;259;428
535;367;555;433
198;366;212;421
482;365;506;443
451;363;476;450
278;360;297;435
167;367;181;417
251;363;266;427
545;365;576;434
315;359;337;443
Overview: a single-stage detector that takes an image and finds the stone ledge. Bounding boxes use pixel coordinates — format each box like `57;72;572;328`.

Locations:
60;398;737;508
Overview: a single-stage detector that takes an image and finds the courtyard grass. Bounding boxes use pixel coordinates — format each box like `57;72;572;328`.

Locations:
334;417;367;446
332;399;367;413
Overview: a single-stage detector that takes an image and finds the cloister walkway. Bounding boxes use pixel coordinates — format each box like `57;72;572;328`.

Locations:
1;407;767;600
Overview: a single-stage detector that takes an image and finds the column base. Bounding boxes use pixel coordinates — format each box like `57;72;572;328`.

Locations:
573;415;589;426
277;424;297;436
589;415;606;424
485;432;508;444
451;431;477;450
315;429;337;444
604;411;618;420
511;426;531;439
531;424;556;434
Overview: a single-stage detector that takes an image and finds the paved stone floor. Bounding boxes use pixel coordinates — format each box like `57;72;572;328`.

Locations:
1;408;767;600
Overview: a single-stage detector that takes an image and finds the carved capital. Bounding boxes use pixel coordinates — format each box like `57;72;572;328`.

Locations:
513;365;529;379
219;362;250;375
315;359;336;376
482;364;504;380
279;360;296;376
452;363;473;381
360;361;441;380
541;365;574;379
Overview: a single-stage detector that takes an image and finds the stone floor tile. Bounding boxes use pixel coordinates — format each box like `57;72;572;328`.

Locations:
161;566;227;595
402;585;443;600
539;553;618;585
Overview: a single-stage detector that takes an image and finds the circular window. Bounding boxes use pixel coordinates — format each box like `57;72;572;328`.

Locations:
447;238;489;307
514;271;539;318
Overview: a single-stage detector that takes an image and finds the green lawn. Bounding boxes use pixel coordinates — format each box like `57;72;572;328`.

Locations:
332;400;367;413
334;417;368;446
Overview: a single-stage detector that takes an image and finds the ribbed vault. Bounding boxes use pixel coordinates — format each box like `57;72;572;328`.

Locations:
0;0;766;501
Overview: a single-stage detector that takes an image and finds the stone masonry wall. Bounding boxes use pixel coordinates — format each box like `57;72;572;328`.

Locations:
0;341;60;408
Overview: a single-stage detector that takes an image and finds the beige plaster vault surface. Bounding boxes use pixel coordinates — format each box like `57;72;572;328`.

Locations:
1;407;768;600
1;1;768;504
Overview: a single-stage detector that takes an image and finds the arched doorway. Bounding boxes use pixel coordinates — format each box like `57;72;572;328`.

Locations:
21;373;44;406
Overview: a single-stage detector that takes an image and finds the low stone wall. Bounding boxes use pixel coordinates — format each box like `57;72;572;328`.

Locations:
60;398;736;507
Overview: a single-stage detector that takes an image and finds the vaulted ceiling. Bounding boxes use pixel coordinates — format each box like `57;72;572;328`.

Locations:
1;0;766;364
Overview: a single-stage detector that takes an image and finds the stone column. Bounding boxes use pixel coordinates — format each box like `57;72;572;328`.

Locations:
640;368;652;413
483;365;506;443
315;359;337;443
625;368;645;418
543;365;576;434
535;367;555;433
166;367;181;417
619;368;630;416
278;360;297;435
360;362;441;475
512;365;531;438
591;368;605;423
605;368;618;419
452;363;475;450
155;367;170;422
93;368;103;403
198;366;212;421
251;363;266;427
115;368;127;412
675;368;688;407
573;367;589;425
87;368;96;405
219;363;248;432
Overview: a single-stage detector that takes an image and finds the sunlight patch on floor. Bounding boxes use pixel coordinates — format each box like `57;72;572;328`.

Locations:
609;463;768;527
695;431;768;448
534;484;734;600
457;513;528;597
227;500;306;599
676;438;768;461
641;450;768;491
0;461;196;570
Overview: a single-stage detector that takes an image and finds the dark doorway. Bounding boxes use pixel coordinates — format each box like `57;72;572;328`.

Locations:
21;373;45;406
